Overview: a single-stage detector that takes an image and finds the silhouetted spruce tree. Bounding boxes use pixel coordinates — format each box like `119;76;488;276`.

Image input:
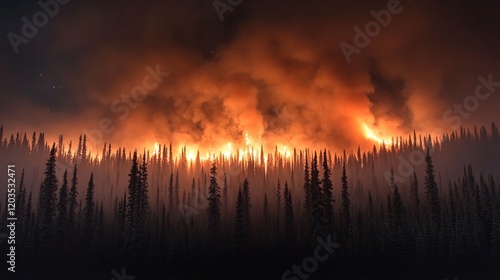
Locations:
37;132;45;153
242;178;251;230
17;169;26;234
390;168;405;231
138;153;150;231
341;158;351;244
37;143;58;245
25;193;33;241
321;150;334;232
21;133;29;152
82;134;87;160
234;188;249;252
411;171;421;226
77;135;82;159
168;172;174;212
302;154;312;239
490;190;500;264
223;173;228;215
56;169;69;244
125;151;141;254
276;179;282;221
477;174;492;254
283;182;295;249
207;162;221;241
67;164;78;237
424;149;440;226
175;170;180;209
83;173;95;243
309;152;327;241
367;191;378;258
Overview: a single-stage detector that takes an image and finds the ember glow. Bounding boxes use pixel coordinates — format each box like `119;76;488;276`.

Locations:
363;123;393;145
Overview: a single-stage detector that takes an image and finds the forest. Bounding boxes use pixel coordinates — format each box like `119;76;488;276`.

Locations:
1;123;500;279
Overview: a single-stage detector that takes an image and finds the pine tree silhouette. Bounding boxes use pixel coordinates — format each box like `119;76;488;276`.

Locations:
83;173;95;243
68;164;79;237
425;149;440;226
37;143;58;245
234;187;249;252
57;169;69;245
283;181;295;250
341;157;351;244
207;162;221;242
321;150;334;233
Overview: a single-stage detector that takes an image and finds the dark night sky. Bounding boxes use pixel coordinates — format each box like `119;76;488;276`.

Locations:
1;0;499;152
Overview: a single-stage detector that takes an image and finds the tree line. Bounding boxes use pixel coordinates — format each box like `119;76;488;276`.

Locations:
0;123;499;279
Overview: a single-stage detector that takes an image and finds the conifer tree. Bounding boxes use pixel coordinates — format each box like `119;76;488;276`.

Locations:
82;134;87;160
68;164;79;236
276;179;282;220
223;173;228;214
83;173;95;242
37;132;45;153
38;144;58;242
57;169;69;241
17;169;26;223
138;153;150;229
207;162;221;241
125;151;141;253
424;149;440;226
175;170;180;208
242;178;251;230
321;150;334;232
390;168;405;231
168;172;174;212
309;152;327;240
284;182;295;248
341;158;351;243
234;188;249;251
411;171;421;225
491;195;500;264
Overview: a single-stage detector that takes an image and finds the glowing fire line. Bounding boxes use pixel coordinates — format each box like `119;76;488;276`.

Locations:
363;123;392;144
145;126;389;165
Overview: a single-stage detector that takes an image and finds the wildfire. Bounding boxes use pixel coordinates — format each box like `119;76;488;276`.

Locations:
153;142;160;155
363;123;392;144
159;131;296;167
144;123;388;166
143;125;390;166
